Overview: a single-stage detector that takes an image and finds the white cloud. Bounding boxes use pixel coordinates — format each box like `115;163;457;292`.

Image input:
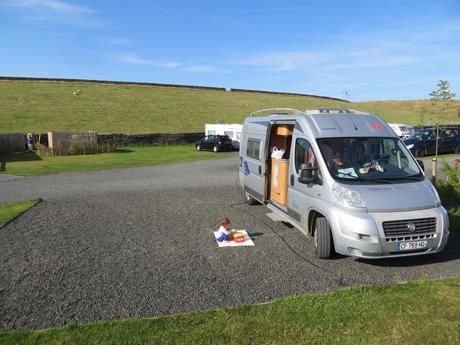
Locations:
1;0;95;15
248;7;310;13
183;65;217;72
114;52;182;69
115;53;229;73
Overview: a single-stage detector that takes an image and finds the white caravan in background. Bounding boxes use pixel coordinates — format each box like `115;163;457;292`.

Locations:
388;123;413;139
205;123;243;148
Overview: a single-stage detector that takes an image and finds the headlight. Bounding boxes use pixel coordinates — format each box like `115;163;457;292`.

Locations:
332;183;367;209
406;144;414;149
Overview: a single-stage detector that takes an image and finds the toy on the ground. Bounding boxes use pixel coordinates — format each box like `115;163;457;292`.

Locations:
232;232;246;243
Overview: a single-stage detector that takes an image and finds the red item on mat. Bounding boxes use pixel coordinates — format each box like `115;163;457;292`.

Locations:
233;237;245;243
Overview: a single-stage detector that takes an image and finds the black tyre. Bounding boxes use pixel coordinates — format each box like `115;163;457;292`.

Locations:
455;144;460;154
196;144;201;151
414;148;424;158
213;146;218;153
314;217;332;259
244;191;258;205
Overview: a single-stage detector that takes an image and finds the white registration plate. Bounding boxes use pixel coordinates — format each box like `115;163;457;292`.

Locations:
397;241;428;251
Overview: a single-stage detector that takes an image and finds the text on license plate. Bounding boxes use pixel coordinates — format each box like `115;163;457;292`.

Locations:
397;241;428;251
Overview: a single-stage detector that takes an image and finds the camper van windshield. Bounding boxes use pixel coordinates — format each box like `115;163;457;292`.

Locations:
317;137;423;183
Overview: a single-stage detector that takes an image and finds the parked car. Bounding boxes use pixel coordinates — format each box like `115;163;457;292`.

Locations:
196;135;233;152
239;108;449;259
404;126;460;157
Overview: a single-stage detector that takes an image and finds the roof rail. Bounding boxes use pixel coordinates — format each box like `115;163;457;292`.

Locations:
305;108;369;115
250;108;303;117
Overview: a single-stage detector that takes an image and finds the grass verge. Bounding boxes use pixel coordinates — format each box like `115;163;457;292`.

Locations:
448;207;460;232
0;198;42;226
0;145;230;176
0;277;458;345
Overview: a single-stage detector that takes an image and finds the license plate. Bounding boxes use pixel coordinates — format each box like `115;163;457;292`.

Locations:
397;241;428;251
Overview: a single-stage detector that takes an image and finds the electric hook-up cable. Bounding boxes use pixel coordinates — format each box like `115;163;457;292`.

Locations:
231;168;355;286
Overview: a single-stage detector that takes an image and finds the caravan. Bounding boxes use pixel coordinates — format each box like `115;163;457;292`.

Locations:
205;123;243;149
239;108;449;259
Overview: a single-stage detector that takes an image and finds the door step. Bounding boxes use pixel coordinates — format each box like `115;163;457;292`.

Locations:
266;203;293;223
266;203;307;235
266;212;284;222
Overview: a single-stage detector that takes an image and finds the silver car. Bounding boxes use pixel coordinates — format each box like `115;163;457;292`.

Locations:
238;108;449;259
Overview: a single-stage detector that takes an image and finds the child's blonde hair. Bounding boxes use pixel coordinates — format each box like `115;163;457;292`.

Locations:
220;217;231;226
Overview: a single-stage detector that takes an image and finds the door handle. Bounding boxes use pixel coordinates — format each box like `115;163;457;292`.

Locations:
290;174;294;186
258;165;262;175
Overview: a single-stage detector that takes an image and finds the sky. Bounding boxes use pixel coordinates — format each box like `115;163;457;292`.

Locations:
1;0;459;101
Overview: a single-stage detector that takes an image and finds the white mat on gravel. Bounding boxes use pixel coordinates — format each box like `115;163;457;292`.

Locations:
213;230;254;247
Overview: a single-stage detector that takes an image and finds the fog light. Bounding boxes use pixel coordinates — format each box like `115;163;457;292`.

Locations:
348;247;363;257
359;234;371;240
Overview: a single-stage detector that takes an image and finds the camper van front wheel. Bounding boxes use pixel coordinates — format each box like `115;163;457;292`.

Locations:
314;217;332;259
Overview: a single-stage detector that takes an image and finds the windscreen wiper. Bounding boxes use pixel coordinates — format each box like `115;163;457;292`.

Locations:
387;176;423;181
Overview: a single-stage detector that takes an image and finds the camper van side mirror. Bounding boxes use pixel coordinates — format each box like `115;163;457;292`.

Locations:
417;159;425;172
298;163;317;184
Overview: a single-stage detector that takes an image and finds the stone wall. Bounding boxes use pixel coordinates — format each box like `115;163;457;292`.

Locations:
0;133;25;154
48;131;97;154
98;132;204;145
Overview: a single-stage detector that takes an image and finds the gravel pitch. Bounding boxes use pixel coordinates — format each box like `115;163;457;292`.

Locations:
0;153;459;330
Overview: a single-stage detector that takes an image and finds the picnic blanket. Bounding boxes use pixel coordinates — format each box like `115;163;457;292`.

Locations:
213;230;254;247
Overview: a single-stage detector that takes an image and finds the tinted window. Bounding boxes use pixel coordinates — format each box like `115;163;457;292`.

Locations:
247;139;261;160
207;130;216;135
224;131;234;138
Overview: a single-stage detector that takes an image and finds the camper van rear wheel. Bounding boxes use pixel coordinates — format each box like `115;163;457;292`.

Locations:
314;217;332;259
414;148;424;158
196;144;201;151
244;191;258;205
213;146;218;153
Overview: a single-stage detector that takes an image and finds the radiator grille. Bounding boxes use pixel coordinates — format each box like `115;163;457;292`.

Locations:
382;218;437;237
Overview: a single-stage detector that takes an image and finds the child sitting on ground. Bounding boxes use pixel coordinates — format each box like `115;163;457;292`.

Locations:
216;216;236;242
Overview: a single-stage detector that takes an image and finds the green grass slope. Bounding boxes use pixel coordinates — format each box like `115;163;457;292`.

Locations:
1;80;458;134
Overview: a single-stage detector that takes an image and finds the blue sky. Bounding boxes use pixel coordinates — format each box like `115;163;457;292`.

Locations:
1;0;459;100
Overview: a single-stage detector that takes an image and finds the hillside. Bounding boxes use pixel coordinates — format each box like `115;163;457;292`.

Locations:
1;79;458;134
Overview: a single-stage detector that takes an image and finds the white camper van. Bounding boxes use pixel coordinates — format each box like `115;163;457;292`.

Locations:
205;123;243;148
239;108;449;259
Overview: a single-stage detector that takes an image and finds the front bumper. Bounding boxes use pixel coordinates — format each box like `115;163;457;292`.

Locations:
329;206;449;259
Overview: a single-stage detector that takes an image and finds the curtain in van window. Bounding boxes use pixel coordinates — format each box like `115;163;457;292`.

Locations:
247;139;261;160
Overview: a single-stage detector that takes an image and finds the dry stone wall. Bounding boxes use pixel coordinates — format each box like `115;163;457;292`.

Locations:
0;133;25;154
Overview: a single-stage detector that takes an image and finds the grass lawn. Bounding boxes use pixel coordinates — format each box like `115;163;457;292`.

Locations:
1;80;459;134
0;145;230;176
0;198;41;225
1;277;458;345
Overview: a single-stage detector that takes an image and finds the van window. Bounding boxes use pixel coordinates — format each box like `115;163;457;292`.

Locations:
207;130;216;135
224;131;234;138
236;132;241;140
317;137;422;182
295;138;318;174
247;139;261;160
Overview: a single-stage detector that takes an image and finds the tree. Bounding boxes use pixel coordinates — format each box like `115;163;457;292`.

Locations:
429;80;456;102
429;80;456;181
